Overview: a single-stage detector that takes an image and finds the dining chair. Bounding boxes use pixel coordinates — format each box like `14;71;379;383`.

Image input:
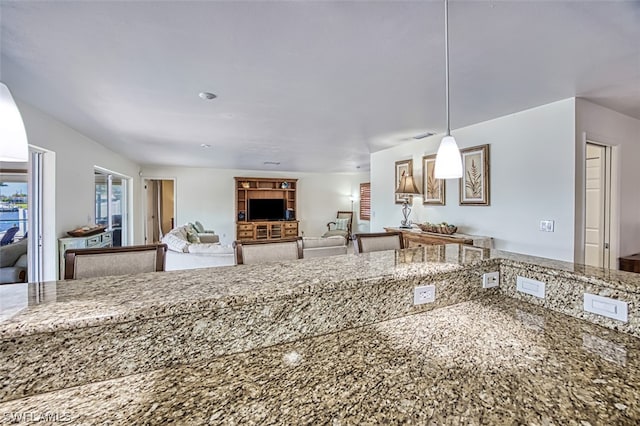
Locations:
353;232;404;254
64;244;168;280
233;237;303;265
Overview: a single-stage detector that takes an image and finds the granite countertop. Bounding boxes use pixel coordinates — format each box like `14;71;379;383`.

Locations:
2;295;638;424
0;246;469;339
2;244;640;340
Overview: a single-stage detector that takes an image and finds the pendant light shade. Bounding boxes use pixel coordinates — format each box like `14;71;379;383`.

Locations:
434;135;462;179
434;0;463;179
0;82;29;162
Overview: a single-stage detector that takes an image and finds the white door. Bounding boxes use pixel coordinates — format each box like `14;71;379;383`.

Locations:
584;143;611;268
28;150;44;282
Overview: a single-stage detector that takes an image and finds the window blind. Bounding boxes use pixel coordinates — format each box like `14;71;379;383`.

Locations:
359;183;371;221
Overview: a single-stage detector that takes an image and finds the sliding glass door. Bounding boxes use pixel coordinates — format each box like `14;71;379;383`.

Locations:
95;169;129;247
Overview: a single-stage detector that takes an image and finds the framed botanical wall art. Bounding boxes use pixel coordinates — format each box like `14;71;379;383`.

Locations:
459;144;490;206
395;159;413;204
422;154;445;205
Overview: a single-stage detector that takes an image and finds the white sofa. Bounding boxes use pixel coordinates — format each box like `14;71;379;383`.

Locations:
162;224;234;271
162;225;348;270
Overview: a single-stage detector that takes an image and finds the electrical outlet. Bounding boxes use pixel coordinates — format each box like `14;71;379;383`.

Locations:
482;271;499;288
414;285;436;305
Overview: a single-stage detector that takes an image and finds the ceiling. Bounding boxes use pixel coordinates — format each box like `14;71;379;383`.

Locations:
1;1;638;173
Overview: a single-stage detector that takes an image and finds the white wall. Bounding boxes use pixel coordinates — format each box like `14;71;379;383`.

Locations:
18;101;143;280
575;99;640;260
372;99;576;261
141;166;369;245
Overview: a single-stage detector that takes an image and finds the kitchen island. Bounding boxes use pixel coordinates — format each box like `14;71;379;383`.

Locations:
1;245;639;423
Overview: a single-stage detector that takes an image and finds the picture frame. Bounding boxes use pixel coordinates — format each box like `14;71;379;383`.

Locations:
422;154;445;205
395;159;413;204
459;144;490;206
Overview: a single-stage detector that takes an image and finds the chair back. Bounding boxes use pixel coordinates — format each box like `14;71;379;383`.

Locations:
354;232;404;254
234;237;303;265
64;244;168;280
336;211;353;233
0;227;19;246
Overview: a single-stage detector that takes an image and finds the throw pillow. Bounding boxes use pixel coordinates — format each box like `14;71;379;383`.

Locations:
186;227;201;244
334;218;349;231
194;221;205;233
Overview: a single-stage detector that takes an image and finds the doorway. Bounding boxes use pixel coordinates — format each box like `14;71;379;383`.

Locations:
584;142;612;268
143;179;175;243
95;168;131;247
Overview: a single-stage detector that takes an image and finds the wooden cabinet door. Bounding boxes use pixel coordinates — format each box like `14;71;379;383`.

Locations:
255;224;268;240
269;223;283;239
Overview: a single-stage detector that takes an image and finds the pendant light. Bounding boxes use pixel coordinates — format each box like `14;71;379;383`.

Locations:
434;0;462;179
0;82;29;162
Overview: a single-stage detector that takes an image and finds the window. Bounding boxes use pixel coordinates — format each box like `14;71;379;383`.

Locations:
359;182;370;221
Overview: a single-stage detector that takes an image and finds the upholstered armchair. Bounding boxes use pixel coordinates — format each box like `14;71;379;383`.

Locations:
0;238;28;283
322;211;353;240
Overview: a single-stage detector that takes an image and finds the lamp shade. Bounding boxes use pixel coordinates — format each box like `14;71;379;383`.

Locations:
0;82;28;162
395;175;421;195
434;135;462;179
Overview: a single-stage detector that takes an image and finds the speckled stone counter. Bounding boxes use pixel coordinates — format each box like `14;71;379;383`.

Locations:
2;244;640;412
2;296;638;424
1;245;500;402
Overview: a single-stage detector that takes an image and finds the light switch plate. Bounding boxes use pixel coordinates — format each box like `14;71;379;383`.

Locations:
516;276;546;298
584;293;628;322
539;220;555;232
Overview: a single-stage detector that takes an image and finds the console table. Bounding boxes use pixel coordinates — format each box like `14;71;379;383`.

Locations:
58;230;113;279
619;253;640;273
384;227;492;248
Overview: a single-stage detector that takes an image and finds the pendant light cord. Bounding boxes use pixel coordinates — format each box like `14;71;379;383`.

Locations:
444;0;451;137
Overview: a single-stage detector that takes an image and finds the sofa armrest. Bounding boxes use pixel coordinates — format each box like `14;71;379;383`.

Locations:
198;233;219;244
0;266;27;284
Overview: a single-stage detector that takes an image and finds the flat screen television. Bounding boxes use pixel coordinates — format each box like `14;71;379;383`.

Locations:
248;198;285;221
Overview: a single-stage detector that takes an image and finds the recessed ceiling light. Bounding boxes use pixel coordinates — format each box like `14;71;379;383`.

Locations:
200;144;211;148
264;161;280;165
198;92;217;100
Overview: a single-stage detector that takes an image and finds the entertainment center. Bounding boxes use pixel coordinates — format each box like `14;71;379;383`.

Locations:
235;177;298;241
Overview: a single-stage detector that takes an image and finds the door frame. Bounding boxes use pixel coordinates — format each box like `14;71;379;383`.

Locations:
141;176;177;244
575;131;620;268
94;166;132;246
